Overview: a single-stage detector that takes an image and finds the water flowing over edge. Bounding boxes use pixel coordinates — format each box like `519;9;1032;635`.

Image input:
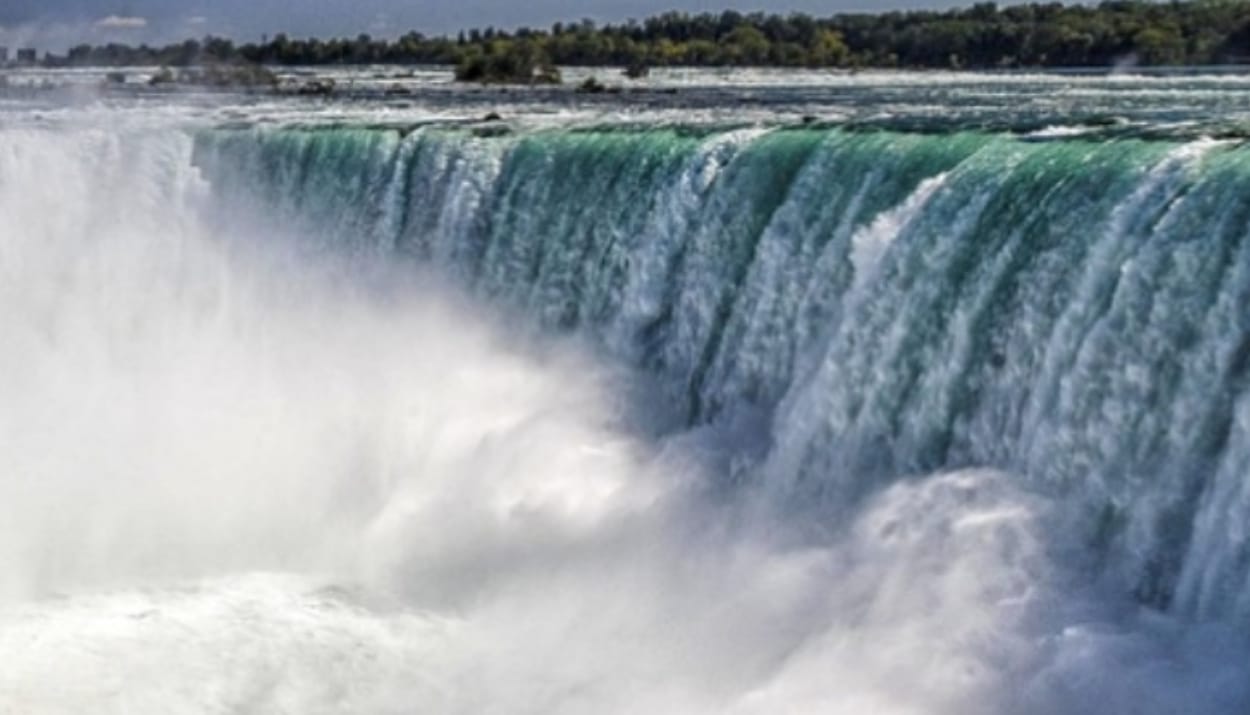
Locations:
193;123;1250;622
3;114;1250;713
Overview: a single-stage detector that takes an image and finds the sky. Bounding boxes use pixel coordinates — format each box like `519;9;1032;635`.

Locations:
0;0;996;51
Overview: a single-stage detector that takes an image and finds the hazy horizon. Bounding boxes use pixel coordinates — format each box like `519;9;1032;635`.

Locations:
1;0;1031;52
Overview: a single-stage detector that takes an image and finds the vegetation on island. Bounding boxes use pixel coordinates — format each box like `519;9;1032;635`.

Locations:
41;0;1250;83
453;41;562;84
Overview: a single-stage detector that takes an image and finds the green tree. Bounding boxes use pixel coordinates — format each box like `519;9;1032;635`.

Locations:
809;29;850;66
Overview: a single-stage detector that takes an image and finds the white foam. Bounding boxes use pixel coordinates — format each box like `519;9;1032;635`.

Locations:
2;108;1249;715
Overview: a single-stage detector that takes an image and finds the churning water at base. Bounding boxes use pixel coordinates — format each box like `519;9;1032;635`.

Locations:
3;91;1250;713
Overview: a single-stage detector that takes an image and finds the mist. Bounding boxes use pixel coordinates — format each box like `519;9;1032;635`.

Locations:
1;103;1249;713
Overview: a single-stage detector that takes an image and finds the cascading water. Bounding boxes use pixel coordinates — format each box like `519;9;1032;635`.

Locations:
5;75;1250;714
194;123;1250;620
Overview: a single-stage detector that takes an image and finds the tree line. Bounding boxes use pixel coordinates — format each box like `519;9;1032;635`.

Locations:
51;1;1250;76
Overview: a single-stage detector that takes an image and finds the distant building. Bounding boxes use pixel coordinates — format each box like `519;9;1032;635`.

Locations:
16;48;37;65
0;47;8;64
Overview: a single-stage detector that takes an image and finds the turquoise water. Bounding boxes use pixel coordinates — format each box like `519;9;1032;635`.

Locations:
5;73;1250;712
193;122;1250;620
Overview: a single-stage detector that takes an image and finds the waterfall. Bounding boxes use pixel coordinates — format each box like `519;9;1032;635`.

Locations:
196;124;1250;619
4;110;1250;713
